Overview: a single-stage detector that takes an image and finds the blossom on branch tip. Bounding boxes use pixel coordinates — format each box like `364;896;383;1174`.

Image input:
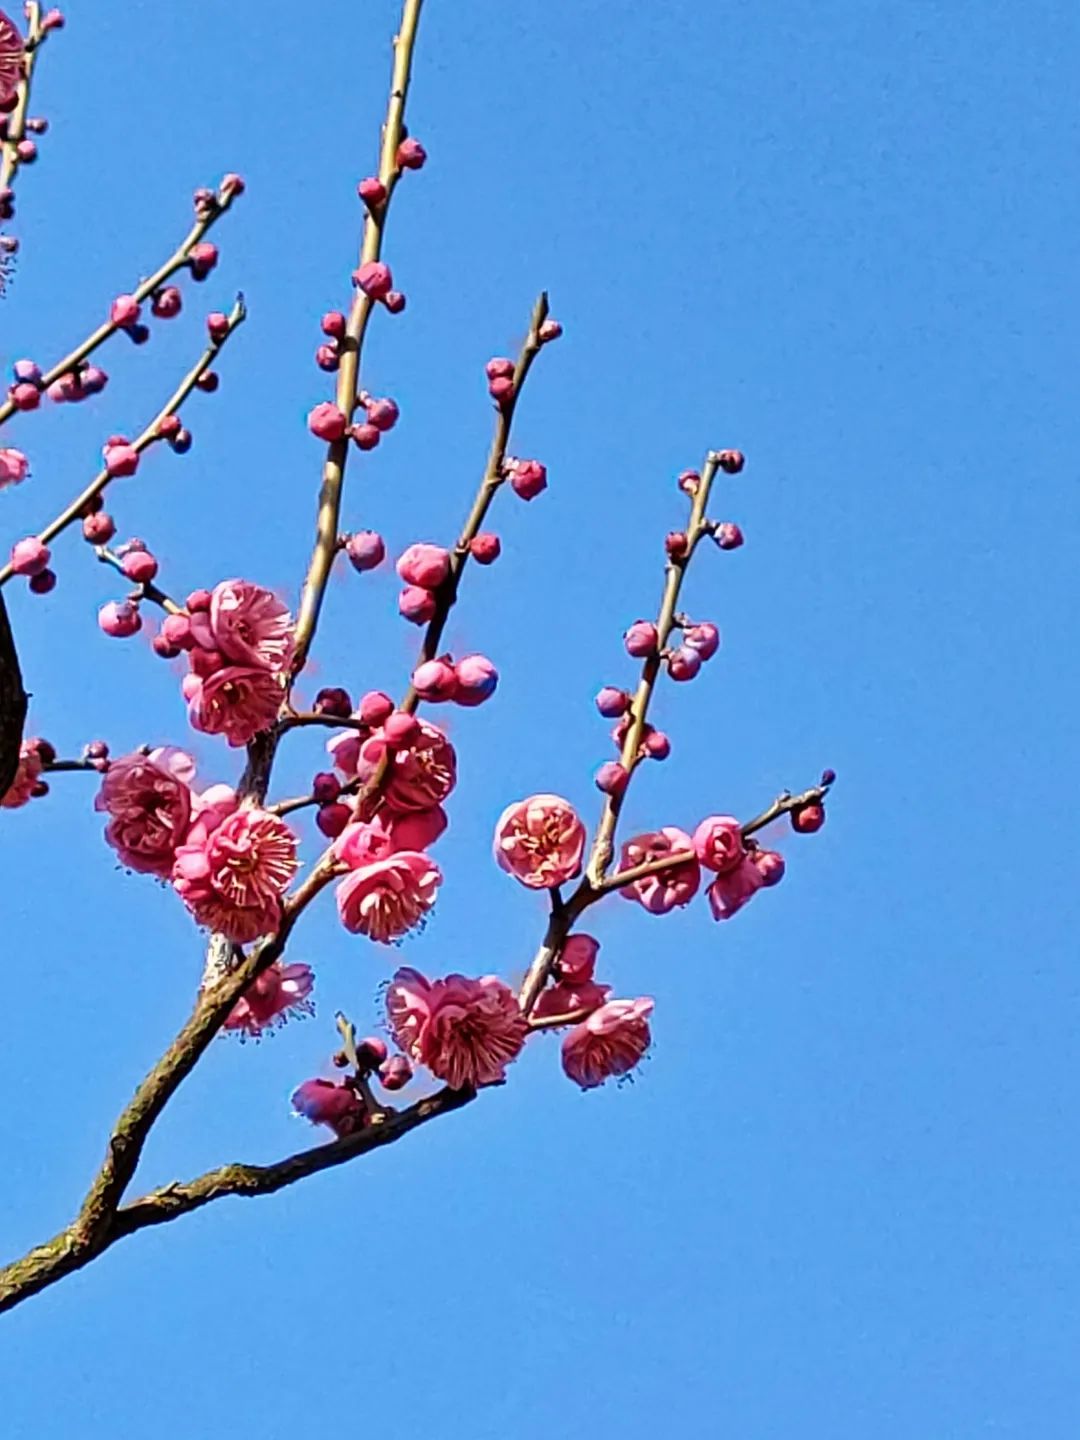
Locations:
173;805;298;942
562;998;654;1090
494;794;585;890
386;967;528;1090
95;747;195;877
618;828;700;914
224;961;314;1040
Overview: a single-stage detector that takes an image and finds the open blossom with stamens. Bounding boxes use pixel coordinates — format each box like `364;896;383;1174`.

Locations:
493;794;585;889
184;664;284;746
94;747;196;877
172;806;299;942
332;718;457;817
1;741;43;809
335;843;442;943
223;961;315;1039
291;1078;365;1136
386;967;528;1089
207;579;294;672
618;827;700;913
561;997;654;1089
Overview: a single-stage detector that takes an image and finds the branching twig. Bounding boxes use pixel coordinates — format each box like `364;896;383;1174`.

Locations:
94;546;184;615
0;3;46;236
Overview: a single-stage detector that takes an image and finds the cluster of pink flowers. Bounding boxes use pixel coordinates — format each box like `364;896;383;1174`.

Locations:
161;579;294;746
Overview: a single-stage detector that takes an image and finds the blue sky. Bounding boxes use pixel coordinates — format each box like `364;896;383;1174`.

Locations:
2;0;1079;1435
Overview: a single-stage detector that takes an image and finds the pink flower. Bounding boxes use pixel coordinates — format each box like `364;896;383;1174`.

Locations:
0;447;28;488
173;806;299;941
185;664;283;746
291;1078;365;1136
494;794;586;889
223;961;315;1039
706;854;765;920
692;814;745;874
386;967;528;1089
533;976;610;1023
352;719;457;815
618;827;700;914
207;579;294;672
335;847;442;943
1;742;43;809
94;747;195;877
0;13;25;108
562;998;654;1089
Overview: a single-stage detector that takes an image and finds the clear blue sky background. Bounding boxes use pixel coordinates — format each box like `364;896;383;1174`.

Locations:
2;1;1078;1435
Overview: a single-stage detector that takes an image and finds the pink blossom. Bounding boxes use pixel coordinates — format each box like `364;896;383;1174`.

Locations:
562;997;654;1089
185;664;284;746
95;747;195;876
396;542;451;589
494;794;585;889
1;742;43;809
173;806;299;941
0;448;28;488
335;847;442;943
692;815;745;874
207;579;294;672
0;14;25;108
386;967;528;1089
351;719;457;815
533;976;610;1023
706;855;765;920
618;827;700;914
223;961;315;1039
291;1078;365;1136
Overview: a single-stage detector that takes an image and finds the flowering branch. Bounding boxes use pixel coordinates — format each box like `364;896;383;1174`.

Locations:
290;0;424;676
0;173;241;422
0;295;245;588
0;3;51;261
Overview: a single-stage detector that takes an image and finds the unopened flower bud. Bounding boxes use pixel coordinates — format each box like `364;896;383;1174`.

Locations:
624;620;658;658
665;530;689;559
383;290;406;313
413;657;459;703
189;242;219;278
453;653;498;707
350;422;380;450
345;530;385;572
314;686;353;718
312;772;341;804
677;469;700;496
206;311;230;343
791;803;825;834
151;286;182;319
12;359;40;384
509;458;546;500
366;397;399;431
316;803;352;838
110;294;141;327
152;632;180;659
397;542;451;589
353;260;393;299
713;522;744;551
595;761;629;796
716;449;745;474
357;176;387;206
10;536;50;577
186;588;212;612
538;319;563;343
378;1054;413;1090
667;646;702;682
469;532;501;564
754;849;786;886
684;621;720;660
81;512;115;544
98;599;141;638
643;729;671;761
358;691;394;725
315;344;339;372
488;375;514;405
10;383;40;412
308;402;348;441
485;357;515;381
103;443;139;478
170;428;193;454
161;613;193;649
29;569;56;595
121;550;159;584
321;310;346;339
398;585;436;624
595;687;630;718
383;710;418;745
356;1035;389;1067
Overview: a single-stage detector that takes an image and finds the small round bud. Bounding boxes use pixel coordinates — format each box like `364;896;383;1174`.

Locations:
353;260;392;299
10;536;50;577
595;761;629;797
152;633;180;659
356;1035;389;1067
665;530;689;559
397;543;451;590
161;613;193;649
667;646;702;682
791;803;825;834
186;588;212;612
206;311;230;343
716;449;745;474
98;599;141;638
754;850;786;887
713;522;744;551
398;586;436;624
383;290;406;313
358;690;394;725
10;383;41;412
469;532;501;565
41;10;65;32
345;530;386;572
315;344;340;372
321;310;346;339
81;365;108;395
624;620;658;658
170;428;193;454
378;1054;413;1091
157;414;182;440
509;458;546;500
383;710;418;745
125;323;151;346
316;803;352;838
110;294;141;327
195;370;219;392
189;242;219;278
314;686;353;718
103;443;139;478
151;286;182;319
15;139;37;163
220;172;246;198
84;739;110;761
365;396;399;431
26;118;49;135
26;737;56;765
30;780;49;798
677;469;700;496
821;768;837;787
488;375;514;405
308;402;348;441
453;653;498;707
485;357;515;381
683;621;720;661
82;512;116;544
312;771;342;804
396;137;427;170
29;568;56;595
12;359;41;384
538;318;563;343
595;687;630;718
642;729;671;761
350;422;380;450
357;176;387;207
413;657;459;703
121;550;159;584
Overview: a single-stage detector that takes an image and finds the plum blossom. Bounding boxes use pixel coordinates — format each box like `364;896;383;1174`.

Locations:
223;961;315;1039
184;664;284;747
561;998;654;1089
291;1079;365;1136
494;794;585;889
618;827;700;914
207;579;294;672
331;718;457;817
334;820;442;942
706;848;784;920
173;805;299;942
386;967;528;1089
692;814;745;874
95;747;195;877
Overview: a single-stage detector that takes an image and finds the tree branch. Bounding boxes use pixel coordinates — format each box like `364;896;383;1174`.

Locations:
0;590;27;796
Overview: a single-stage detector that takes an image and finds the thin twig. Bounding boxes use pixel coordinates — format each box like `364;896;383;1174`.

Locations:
94;547;184;615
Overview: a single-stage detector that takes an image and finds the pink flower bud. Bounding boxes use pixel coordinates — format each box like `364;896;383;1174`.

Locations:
539;319;563;343
485;358;515;380
595;687;630;718
195;371;219;392
156;414;182;440
152;286;182;318
397;542;451;590
317;802;353;838
81;512;115;544
350;422;380;450
454;653;498;707
29;569;56;595
345;530;385;571
383;710;419;745
684;621;720;660
378;1054;413;1091
15;139;36;163
188;646;225;678
152;632;180;658
509;458;546;500
314;686;353;717
186;588;212;613
42;10;65;32
161;613;193;649
366;396;399;431
103;443;139;478
358;691;393;725
754;849;786;886
595;761;629;796
714;522;744;551
10;536;50;577
315;344;339;372
643;729;671;760
98;600;141;638
312;771;341;804
665;530;689;559
206;311;230;342
357;176;387;206
308;402;348;441
667;646;702;682
488;375;514;405
357;1036;389;1068
624;620;658;658
189;242;219;278
413;658;459;703
398;586;436;623
353;261;393;299
10;383;40;411
170;429;193;454
791;803;825;834
121;550;159;583
692;815;745;874
717;449;745;474
12;359;40;384
384;290;406;313
677;469;700;496
110;294;141;327
82;365;108;395
220;172;245;198
397;137;427;170
469;532;501;564
321;310;346;339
